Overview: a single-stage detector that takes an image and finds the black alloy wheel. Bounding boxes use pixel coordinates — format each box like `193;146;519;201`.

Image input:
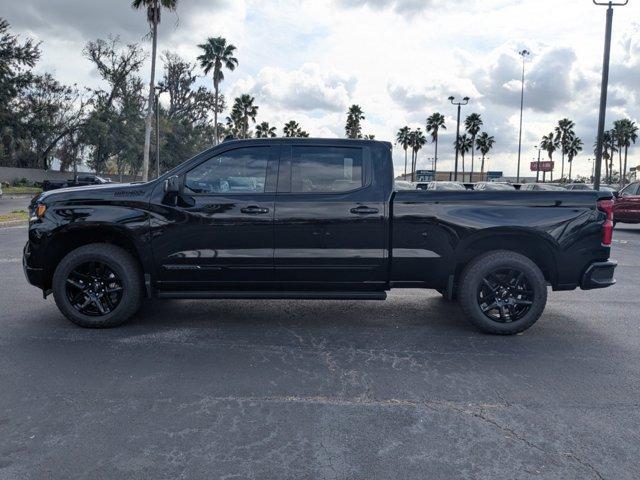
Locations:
65;261;124;316
477;268;534;323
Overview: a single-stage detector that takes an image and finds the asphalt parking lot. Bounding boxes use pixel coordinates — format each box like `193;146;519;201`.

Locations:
1;210;639;478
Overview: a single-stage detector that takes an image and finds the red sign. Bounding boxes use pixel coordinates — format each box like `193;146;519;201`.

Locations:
531;161;554;172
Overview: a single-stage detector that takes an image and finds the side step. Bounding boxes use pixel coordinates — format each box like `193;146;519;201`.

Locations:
157;291;387;300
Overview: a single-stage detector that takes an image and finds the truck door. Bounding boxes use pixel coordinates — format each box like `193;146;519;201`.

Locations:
274;144;387;290
151;145;279;291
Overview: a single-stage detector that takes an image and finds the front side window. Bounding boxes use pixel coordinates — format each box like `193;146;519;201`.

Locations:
184;147;268;194
290;146;363;193
620;183;639;196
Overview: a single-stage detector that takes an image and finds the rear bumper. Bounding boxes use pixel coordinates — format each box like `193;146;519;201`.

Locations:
580;260;617;290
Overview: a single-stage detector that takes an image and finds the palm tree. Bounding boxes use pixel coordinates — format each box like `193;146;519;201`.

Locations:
475;132;495;178
345;105;365;139
197;37;238;146
464;113;483;181
409;129;427;182
425;113;446;176
230;94;258;139
454;134;473;179
255;121;276;138
597;130;617;184
554;118;575;180
132;0;178;182
396;126;411;176
613;119;638;186
566;136;583;181
540;132;560;181
282;120;309;137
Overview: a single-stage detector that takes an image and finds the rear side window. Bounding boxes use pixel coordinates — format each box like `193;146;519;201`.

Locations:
290;146;363;193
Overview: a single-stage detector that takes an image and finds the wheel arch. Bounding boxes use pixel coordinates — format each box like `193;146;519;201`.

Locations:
451;229;559;288
42;224;151;290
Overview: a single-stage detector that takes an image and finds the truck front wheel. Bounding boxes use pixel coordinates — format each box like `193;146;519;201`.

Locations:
458;250;547;335
52;244;143;328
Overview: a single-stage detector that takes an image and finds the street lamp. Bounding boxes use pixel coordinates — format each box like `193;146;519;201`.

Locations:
593;0;628;190
516;49;530;183
448;95;470;181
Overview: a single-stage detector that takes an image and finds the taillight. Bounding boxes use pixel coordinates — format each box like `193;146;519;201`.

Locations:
597;199;614;246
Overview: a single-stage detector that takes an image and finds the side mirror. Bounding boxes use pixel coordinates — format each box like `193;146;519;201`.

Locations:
164;175;180;193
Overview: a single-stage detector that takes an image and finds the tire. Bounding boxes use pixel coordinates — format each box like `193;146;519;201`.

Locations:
52;244;143;328
458;250;547;335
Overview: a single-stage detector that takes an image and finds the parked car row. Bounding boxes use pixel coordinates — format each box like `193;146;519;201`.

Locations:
397;179;640;225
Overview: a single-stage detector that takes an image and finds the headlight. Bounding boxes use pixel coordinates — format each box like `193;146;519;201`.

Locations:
30;203;46;221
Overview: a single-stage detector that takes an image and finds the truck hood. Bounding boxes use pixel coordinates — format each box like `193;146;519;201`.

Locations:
35;182;154;206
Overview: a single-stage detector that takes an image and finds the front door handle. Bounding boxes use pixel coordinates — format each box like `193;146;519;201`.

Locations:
241;205;270;215
350;205;379;215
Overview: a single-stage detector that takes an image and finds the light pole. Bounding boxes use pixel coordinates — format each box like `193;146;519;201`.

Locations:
593;0;628;190
516;49;530;183
448;95;469;181
534;145;542;183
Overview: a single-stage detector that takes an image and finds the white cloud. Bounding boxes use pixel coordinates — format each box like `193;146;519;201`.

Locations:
4;0;640;177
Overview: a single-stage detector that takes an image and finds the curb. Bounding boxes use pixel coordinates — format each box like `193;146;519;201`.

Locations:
0;220;28;228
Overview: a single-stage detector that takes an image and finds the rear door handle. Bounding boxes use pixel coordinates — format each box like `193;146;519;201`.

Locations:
350;205;379;215
241;205;270;215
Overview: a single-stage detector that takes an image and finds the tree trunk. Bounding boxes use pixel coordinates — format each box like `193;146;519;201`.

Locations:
619;147;623;188
403;149;407;177
481;154;485;179
434;135;438;176
411;150;416;182
213;79;219;145
141;1;159;183
623;145;629;186
561;152;565;179
568;159;572;181
470;136;475;182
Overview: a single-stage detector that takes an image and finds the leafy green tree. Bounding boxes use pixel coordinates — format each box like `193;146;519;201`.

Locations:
409;128;427;181
454;134;473;176
197;37;238;145
230;94;258;139
540;131;560;180
283;120;301;137
612;118;638;186
81;37;146;174
425;113;446;175
131;0;178;181
566;136;583;181
255;121;276;138
554;118;575;180
475;132;495;177
464;113;482;181
395;126;410;176
345;104;364;139
155;52;217;172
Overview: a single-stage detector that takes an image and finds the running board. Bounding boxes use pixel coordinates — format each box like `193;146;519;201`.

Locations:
157;291;387;300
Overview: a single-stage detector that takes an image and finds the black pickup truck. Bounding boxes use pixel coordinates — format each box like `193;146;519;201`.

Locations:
42;174;112;192
24;139;616;334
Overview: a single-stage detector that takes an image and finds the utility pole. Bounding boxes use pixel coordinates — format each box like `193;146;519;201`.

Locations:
516;50;530;183
448;96;469;181
593;0;628;190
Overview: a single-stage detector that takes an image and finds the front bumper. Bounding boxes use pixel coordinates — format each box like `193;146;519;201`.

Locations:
23;241;44;289
580;260;617;290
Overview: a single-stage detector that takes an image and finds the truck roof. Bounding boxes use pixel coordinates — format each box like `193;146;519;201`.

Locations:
218;137;393;149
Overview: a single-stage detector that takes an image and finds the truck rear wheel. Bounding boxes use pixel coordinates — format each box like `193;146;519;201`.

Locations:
52;244;142;328
458;250;547;335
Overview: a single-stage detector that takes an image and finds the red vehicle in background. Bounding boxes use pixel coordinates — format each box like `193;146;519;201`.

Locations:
614;182;640;225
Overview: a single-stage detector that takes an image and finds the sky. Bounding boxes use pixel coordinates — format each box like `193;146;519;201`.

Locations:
3;0;640;178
